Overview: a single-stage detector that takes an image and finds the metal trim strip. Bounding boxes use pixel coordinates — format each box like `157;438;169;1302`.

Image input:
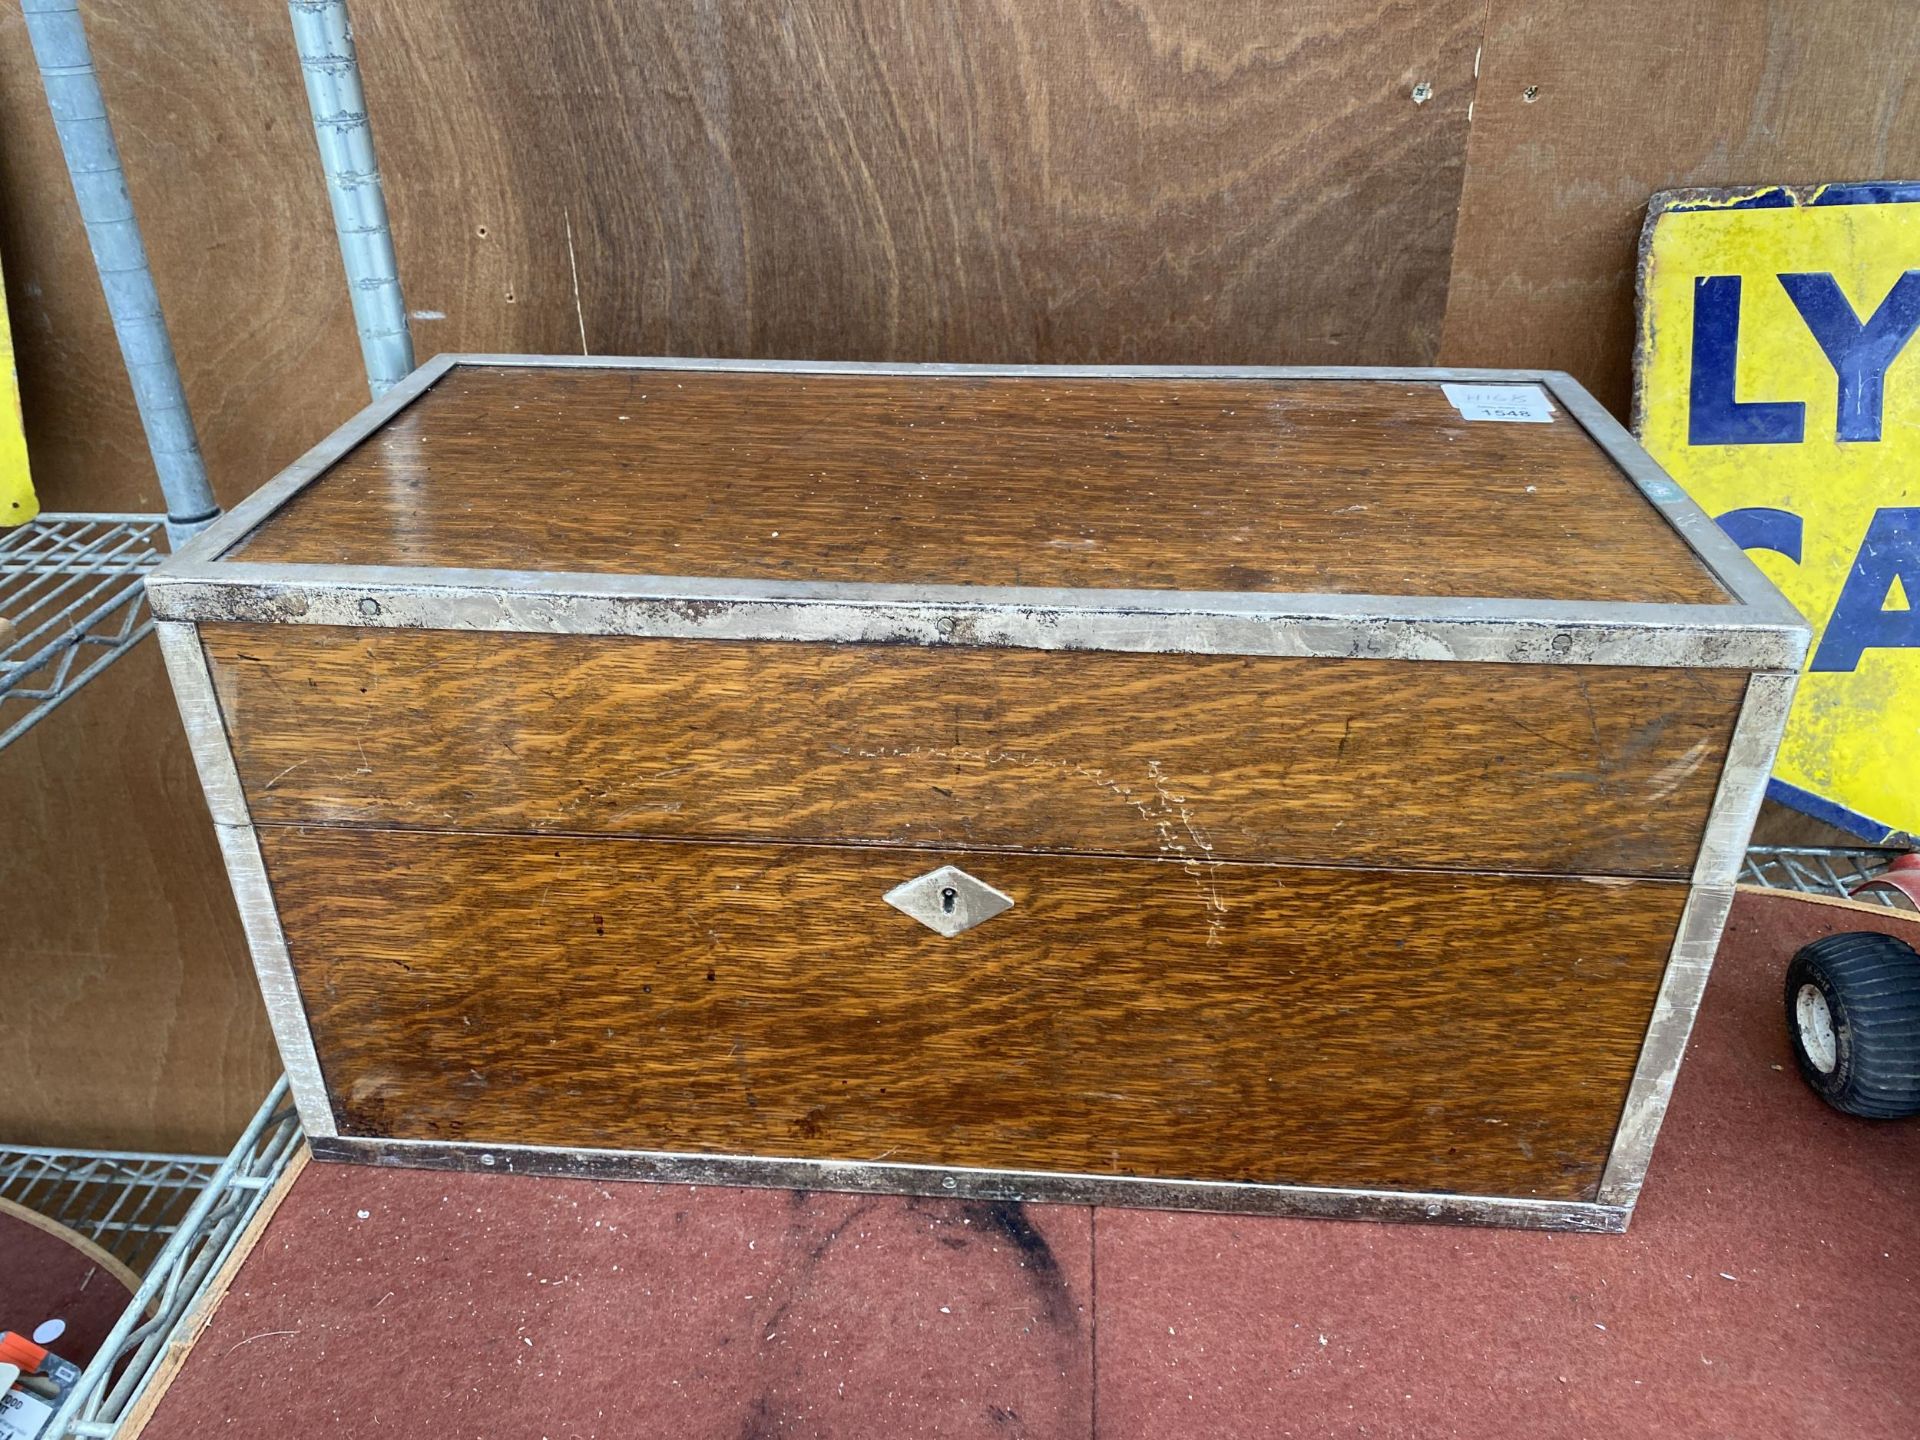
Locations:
146;565;1808;670
165;352;457;570
152;619;250;828
151;621;339;1139
1594;670;1800;1207
1691;672;1801;888
1593;883;1734;1210
1537;374;1805;626
450;354;1577;381
145;355;1809;669
308;1133;1631;1233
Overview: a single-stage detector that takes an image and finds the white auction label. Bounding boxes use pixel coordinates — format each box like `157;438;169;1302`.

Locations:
1440;383;1556;423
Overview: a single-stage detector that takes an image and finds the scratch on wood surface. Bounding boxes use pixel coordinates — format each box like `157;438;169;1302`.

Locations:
564;207;588;356
849;741;1229;943
1575;673;1604;749
1148;759;1228;946
1505;710;1578;754
1645;738;1712;802
263;758;310;790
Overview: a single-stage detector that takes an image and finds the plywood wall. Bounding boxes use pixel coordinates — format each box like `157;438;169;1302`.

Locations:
1441;0;1920;413
1;0;1913;1149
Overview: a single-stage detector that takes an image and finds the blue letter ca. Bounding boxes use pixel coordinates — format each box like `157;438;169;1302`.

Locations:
1810;508;1920;672
1716;507;1804;563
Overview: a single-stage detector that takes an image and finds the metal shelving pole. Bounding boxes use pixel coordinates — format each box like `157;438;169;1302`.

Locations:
1;5;414;1435
19;0;217;547
288;0;414;397
4;0;224;751
5;2;414;1431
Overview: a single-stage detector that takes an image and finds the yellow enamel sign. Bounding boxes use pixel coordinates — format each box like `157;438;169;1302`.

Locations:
1637;183;1919;844
1;248;36;527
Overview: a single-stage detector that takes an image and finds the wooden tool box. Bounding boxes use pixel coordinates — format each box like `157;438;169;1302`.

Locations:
149;357;1806;1231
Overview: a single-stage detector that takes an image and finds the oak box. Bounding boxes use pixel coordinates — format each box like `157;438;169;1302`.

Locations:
150;356;1806;1231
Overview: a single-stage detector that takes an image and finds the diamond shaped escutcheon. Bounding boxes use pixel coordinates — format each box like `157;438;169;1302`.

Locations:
882;865;1015;937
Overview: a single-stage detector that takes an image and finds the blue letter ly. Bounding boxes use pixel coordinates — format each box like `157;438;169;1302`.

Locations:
1811;508;1920;673
1779;270;1920;442
1689;276;1805;445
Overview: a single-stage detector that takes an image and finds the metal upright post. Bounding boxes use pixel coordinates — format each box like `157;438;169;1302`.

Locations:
21;0;220;547
287;0;414;397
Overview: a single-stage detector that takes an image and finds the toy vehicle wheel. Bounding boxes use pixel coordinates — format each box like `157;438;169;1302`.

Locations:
1784;932;1920;1119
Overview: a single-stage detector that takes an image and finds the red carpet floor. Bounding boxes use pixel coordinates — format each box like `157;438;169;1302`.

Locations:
136;890;1920;1438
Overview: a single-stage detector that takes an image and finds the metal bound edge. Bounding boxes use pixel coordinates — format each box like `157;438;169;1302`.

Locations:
1691;672;1801;888
450;355;1574;381
1538;374;1806;630
308;1134;1630;1233
151;621;338;1139
465;357;1796;633
145;355;1810;671
1594;671;1797;1208
152;620;250;828
1594;883;1735;1209
163;352;457;571
146;567;1810;672
205;802;339;1144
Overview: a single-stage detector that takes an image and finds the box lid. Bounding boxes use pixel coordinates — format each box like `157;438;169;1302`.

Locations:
150;357;1808;670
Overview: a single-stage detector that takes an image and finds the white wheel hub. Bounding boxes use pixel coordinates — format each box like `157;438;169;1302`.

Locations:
1796;983;1838;1074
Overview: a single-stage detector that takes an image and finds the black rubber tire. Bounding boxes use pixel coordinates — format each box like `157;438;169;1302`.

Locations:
1784;931;1920;1119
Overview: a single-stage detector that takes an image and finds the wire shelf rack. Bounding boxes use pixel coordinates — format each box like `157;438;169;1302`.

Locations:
0;1146;219;1279
1741;845;1916;912
0;513;168;752
1;1081;302;1439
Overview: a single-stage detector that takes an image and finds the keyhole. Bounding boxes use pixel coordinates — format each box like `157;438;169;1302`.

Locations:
940;886;959;914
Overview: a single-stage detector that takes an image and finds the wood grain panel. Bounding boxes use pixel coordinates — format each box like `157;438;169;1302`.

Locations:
354;0;1481;369
233;365;1727;603
264;827;1685;1199
205;625;1746;877
1440;0;1920;417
